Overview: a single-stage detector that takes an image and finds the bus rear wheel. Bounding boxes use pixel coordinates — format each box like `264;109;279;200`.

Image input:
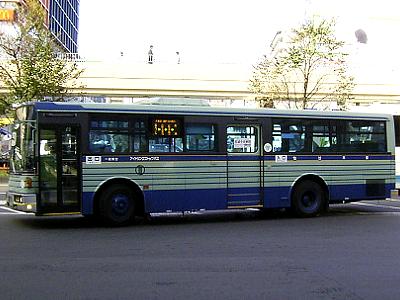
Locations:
99;184;136;226
292;180;325;217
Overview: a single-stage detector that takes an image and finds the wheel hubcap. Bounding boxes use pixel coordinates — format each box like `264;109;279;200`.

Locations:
112;193;130;216
301;192;317;209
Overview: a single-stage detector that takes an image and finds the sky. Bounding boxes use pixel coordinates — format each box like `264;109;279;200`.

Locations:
78;0;400;66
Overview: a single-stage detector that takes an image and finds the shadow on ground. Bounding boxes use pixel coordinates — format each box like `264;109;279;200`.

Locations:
8;203;385;230
10;208;296;230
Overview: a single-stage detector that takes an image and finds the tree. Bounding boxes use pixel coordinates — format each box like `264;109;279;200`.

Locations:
250;18;354;110
0;0;83;115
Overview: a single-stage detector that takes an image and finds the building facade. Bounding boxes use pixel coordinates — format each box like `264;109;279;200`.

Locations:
0;0;79;53
48;0;79;53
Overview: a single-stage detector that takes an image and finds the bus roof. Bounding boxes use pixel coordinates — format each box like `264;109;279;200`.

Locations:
28;101;392;121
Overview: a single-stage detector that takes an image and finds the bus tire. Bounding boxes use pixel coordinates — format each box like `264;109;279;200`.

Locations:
292;180;325;217
99;184;136;226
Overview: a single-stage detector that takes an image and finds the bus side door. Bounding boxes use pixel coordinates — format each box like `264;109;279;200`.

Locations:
38;125;81;214
226;124;263;208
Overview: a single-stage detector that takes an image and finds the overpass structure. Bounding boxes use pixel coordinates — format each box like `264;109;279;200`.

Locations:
1;59;399;106
73;60;253;101
70;59;400;107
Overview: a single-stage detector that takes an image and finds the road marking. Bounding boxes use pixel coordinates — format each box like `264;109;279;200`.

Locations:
0;206;28;214
352;202;400;211
386;198;400;203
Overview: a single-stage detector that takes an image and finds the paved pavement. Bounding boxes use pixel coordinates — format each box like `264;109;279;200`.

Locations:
2;196;400;216
2;200;400;299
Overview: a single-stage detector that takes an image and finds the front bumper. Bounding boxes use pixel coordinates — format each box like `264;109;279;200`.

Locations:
7;192;37;213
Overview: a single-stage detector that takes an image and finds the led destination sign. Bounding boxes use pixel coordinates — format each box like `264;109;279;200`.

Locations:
152;118;181;136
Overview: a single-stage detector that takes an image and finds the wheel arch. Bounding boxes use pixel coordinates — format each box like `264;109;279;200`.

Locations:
290;173;330;205
93;177;145;217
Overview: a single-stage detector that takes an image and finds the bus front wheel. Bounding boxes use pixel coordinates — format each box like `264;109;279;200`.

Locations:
99;184;136;225
292;180;325;217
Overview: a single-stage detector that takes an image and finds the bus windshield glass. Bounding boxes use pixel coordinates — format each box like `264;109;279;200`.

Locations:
10;106;36;173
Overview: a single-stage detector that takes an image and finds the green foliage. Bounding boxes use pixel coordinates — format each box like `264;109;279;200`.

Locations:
0;0;83;115
0;168;8;177
250;18;354;110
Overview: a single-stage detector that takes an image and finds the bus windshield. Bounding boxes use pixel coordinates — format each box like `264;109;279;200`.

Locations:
10;106;36;173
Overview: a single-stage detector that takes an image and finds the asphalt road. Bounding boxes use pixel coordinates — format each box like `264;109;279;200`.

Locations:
1;200;400;300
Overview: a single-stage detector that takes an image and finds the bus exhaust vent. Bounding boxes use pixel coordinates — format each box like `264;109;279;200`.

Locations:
366;179;385;197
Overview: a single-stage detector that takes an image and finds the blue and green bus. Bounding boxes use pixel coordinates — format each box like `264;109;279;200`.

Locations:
7;101;395;224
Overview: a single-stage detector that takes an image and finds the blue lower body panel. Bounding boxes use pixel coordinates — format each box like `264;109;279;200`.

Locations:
144;189;227;212
82;192;95;215
81;183;394;215
329;183;394;203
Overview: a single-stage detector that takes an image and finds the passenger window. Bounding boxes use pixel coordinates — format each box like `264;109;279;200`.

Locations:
271;118;386;154
338;120;386;152
89;120;129;153
185;123;216;151
272;120;306;153
227;126;258;153
149;137;183;153
148;116;183;153
312;124;337;153
133;121;147;152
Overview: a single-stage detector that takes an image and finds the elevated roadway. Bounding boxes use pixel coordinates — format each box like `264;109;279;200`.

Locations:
0;59;399;105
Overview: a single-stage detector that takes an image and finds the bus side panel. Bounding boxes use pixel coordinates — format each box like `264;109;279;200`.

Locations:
263;154;395;207
143;156;227;213
144;189;226;213
82;192;95;215
263;186;291;208
329;183;394;202
81;186;227;215
81;156;228;214
327;155;395;201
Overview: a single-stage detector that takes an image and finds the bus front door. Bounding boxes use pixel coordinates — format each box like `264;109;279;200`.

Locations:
38;125;80;214
227;125;263;208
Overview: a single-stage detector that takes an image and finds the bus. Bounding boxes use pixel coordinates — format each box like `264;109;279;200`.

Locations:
7;101;396;225
393;115;400;187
